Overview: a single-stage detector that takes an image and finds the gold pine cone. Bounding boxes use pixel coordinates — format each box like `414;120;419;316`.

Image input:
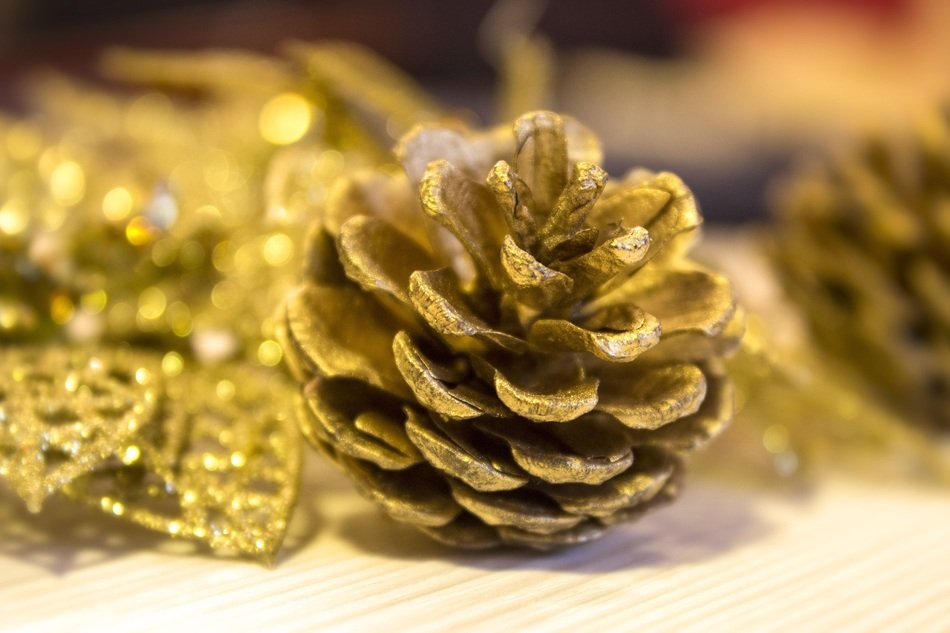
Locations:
773;110;950;431
283;111;743;548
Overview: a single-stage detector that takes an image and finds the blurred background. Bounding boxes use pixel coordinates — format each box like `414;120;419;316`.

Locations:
1;0;948;222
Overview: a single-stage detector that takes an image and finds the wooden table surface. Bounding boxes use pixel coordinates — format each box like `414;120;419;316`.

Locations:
2;453;948;632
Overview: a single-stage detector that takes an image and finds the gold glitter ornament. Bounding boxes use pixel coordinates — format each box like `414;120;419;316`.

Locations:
0;347;160;512
0;42;445;364
284;111;743;548
0;75;288;354
66;358;301;562
0;346;300;561
773;108;950;431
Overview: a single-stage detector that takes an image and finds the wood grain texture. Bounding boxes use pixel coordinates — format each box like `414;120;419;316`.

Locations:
1;454;948;633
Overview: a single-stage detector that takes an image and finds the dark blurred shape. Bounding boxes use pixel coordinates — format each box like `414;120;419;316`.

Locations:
2;0;945;224
0;1;675;91
668;0;912;24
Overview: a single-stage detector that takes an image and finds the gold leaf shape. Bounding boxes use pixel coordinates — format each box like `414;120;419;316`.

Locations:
65;359;301;563
0;347;160;512
285;40;443;144
101;47;293;93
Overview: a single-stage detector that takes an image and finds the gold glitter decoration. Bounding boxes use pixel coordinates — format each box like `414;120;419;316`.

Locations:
283;111;743;548
0;347;160;512
65;357;301;563
283;40;443;156
0;346;300;562
773;108;950;431
0;42;443;363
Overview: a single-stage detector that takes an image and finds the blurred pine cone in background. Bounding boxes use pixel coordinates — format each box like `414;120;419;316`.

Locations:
773;109;950;432
283;111;743;548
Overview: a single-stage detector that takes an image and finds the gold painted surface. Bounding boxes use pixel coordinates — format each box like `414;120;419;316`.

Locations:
285;110;743;548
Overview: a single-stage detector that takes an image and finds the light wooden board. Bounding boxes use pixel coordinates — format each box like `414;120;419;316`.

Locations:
1;454;948;633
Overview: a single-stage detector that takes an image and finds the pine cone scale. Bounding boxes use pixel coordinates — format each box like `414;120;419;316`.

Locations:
302;377;422;471
342;457;462;527
285;284;411;399
492;361;600;422
541;449;674;517
596;363;708;430
420;160;508;286
448;480;584;534
404;412;529;492
474;415;634;485
392;331;508;420
512;110;568;213
337;215;437;304
627;361;734;452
